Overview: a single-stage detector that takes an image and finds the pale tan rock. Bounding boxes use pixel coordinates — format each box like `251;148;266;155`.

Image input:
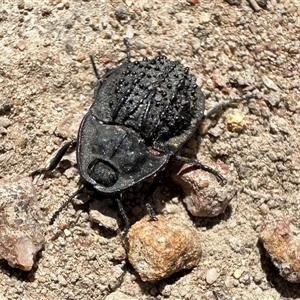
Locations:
127;216;202;282
0;176;45;271
89;199;119;231
259;217;300;283
172;162;235;217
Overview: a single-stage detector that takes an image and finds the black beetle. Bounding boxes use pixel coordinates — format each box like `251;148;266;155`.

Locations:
32;39;244;234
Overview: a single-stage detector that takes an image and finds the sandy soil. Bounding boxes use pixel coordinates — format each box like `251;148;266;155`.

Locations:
0;0;300;299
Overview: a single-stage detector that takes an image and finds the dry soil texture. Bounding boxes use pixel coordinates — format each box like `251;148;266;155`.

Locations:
0;0;300;300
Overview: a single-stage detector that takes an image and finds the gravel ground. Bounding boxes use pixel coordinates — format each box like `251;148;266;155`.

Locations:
1;0;300;299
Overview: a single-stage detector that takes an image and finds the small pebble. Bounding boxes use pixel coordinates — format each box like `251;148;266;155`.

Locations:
89;199;119;231
0;116;12;128
115;5;128;20
125;24;134;39
57;274;68;286
64;229;71;237
225;111;247;133
262;75;279;91
56;3;64;10
76;53;86;62
143;3;152;11
16;40;26;51
259;203;269;215
191;37;201;52
206;268;220;284
233;269;243;279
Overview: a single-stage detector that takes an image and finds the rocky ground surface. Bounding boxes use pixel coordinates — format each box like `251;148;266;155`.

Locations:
0;0;300;299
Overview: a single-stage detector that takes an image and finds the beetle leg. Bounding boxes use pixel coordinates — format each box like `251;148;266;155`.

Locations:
212;291;220;300
31;139;76;178
115;197;130;239
49;185;84;225
175;155;227;186
143;173;162;221
89;55;100;80
145;203;157;221
123;37;131;62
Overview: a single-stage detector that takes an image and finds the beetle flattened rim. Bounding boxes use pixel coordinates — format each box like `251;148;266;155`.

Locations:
77;113;96;186
84;153;171;194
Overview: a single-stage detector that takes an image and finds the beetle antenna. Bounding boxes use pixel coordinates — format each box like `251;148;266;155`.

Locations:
123;37;131;62
205;93;255;119
50;186;85;225
90;55;100;80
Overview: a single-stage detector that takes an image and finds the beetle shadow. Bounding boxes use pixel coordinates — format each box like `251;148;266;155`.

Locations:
123;260;194;298
70;148;233;237
190;204;233;230
257;240;300;299
90;223;121;240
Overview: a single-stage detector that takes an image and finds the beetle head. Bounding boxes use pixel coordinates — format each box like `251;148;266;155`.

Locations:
87;159;118;187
